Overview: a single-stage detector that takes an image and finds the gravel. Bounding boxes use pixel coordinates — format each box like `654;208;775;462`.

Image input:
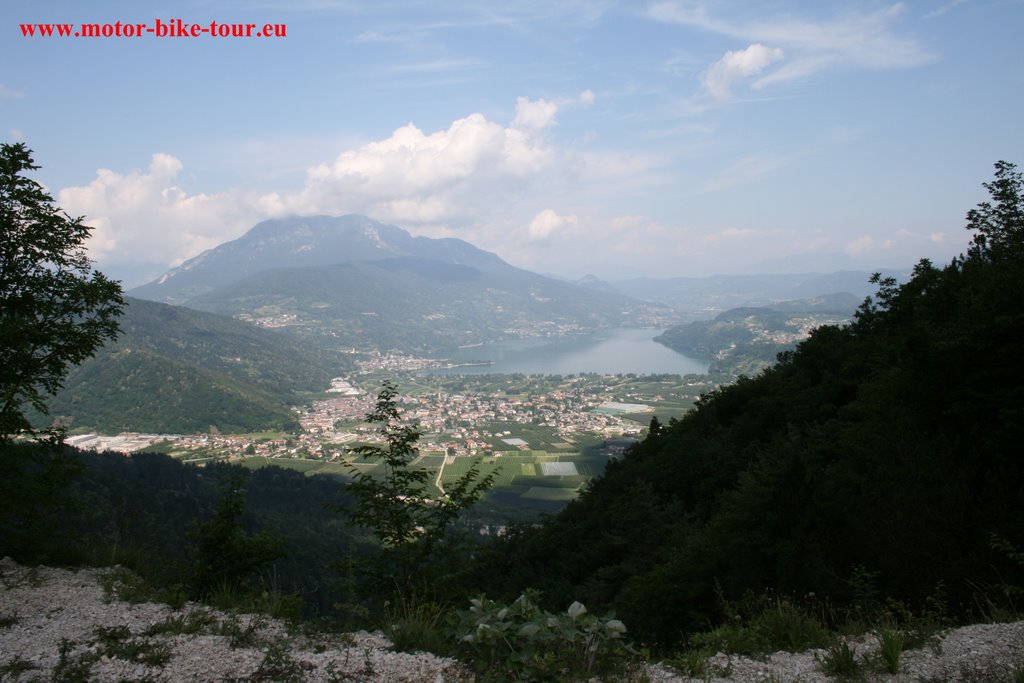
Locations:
1;557;1021;682
645;620;1024;683
0;558;471;682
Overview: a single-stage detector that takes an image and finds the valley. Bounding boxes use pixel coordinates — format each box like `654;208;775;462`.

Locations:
34;214;868;521
66;368;720;521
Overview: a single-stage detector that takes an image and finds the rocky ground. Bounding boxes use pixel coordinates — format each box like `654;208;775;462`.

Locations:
1;558;1022;682
0;559;471;682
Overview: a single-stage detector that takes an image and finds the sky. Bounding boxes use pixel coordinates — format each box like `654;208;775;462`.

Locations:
3;0;1023;287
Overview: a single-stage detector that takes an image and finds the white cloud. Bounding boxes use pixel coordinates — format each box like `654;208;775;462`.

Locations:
649;2;935;92
381;57;485;73
512;96;559;130
703;44;785;101
527;209;578;240
924;0;968;20
699;154;790;193
0;84;25;100
60;97;572;269
578;89;596;107
845;235;876;256
58;154;272;267
287;105;557;223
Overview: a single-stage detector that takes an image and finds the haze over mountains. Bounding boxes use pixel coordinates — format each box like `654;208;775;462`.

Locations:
35;213;907;435
129;215;676;352
130;214;896;350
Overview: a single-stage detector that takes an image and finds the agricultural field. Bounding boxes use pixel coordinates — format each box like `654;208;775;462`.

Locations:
238;443;624;524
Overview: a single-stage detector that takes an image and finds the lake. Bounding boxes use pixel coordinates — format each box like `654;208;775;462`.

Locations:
426;328;708;376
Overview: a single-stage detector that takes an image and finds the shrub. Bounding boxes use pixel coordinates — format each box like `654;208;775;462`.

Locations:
817;640;859;679
689;595;834;656
385;592;450;655
452;592;638;682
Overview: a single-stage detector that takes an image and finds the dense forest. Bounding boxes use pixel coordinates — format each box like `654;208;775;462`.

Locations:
465;161;1024;647
29;297;352;434
2;163;1022;671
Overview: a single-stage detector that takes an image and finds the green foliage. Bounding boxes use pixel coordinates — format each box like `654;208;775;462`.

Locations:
989;534;1024;611
92;624;172;667
100;566;157;604
688;595;834;656
655;293;858;377
384;592;450;655
52;638;99;683
216;613;268;649
342;380;494;596
817;641;859;679
324;645;377;682
451;592;638;682
0;443;85;565
0;142;124;440
189;475;286;599
1;442;361;621
873;623;903;674
252;641;304;682
667;648;712;679
0;655;36;679
33;296;350;434
465;162;1024;647
144;609;219;636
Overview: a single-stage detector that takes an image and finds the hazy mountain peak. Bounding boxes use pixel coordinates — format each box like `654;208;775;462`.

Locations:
130;214;513;304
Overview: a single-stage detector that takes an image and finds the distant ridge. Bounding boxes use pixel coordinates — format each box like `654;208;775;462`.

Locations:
130;215;513;304
130;215;675;352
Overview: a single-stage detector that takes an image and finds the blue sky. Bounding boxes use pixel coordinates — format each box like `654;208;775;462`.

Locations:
3;0;1022;285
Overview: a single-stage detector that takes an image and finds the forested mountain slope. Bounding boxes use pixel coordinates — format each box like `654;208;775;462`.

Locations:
468;162;1024;647
32;298;350;434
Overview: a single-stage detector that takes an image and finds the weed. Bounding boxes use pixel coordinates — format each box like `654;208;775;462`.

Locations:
452;592;639;682
1;565;42;590
669;649;712;678
251;642;304;682
958;660;1024;683
99;567;153;604
155;583;190;611
51;638;99;683
216;613;267;648
324;647;376;682
690;596;834;656
385;593;449;655
817;640;859;679
0;655;37;678
873;624;903;674
144;609;218;636
92;624;172;667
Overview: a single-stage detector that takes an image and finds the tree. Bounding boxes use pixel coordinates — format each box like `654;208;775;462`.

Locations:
0;143;124;440
965;160;1024;261
343;380;495;595
190;474;285;599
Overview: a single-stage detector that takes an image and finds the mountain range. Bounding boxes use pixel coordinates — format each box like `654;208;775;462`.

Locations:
130;215;675;352
576;270;905;320
52;214;904;433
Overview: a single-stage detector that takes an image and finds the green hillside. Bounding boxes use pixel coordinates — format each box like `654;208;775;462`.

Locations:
33;298;351;434
467;162;1024;647
655;292;859;376
186;257;666;352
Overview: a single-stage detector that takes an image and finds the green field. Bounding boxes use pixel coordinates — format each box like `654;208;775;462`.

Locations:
238;428;623;522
